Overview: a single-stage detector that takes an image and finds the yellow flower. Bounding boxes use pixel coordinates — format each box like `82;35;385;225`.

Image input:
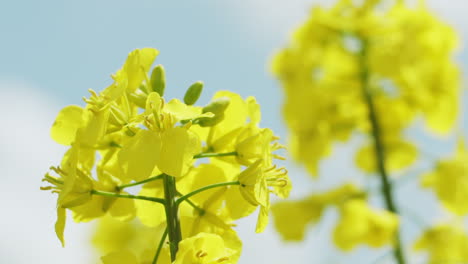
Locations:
355;138;418;173
421;138;468;215
414;224;468;264
333;199;398;250
41;145;93;246
238;159;290;233
134;180;166;228
114;48;159;93
50;105;85;145
272;183;363;241
235;127;285;166
272;199;324;241
174;233;238;264
94;216;170;264
118;92;202;180
101;248;171;264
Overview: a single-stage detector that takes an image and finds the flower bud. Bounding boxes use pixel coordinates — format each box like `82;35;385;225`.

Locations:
150;64;166;96
197;97;230;127
183;81;203;105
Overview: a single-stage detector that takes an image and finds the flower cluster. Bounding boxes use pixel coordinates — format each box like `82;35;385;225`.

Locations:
41;48;290;263
271;0;461;259
272;0;459;177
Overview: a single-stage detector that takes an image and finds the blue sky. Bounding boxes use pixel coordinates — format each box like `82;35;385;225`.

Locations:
1;1;467;263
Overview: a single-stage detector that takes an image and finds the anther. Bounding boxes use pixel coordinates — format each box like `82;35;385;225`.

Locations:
196;250;207;258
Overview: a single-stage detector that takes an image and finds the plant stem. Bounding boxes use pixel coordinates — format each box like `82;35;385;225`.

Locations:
193;151;237;159
176;181;240;206
359;38;406;264
117;174;164;190
176;191;205;215
90;190;165;205
151;227;168;264
162;174;182;261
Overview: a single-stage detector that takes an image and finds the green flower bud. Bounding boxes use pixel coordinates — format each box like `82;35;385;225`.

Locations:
202;97;230;114
197;97;230;127
150;65;166;96
128;92;148;109
183;81;204;105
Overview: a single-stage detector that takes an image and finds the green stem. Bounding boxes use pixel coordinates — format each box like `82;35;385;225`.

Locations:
176;181;240;206
90;190;165;205
117;174;164;190
176;191;205;215
359;38;406;264
151;227;168;264
193;151;237;159
162;174;182;261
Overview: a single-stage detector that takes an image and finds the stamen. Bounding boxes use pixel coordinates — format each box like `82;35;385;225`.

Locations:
91;107;101;114
43;175;64;186
272;154;286;160
275;178;289;187
217;257;230;262
196;250;207;258
82;97;92;104
263;165;277;173
88;89;99;98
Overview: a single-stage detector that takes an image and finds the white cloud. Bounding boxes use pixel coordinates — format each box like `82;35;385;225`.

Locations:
0;79;95;263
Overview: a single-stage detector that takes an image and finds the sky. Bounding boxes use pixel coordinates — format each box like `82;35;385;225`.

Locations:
0;0;467;263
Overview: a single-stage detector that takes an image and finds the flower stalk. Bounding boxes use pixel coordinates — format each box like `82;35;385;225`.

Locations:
116;174;164;191
359;37;406;264
90;190;166;205
193;151;238;159
162;174;182;261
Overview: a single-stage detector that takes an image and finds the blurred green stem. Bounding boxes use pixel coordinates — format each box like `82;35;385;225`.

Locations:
359;37;406;264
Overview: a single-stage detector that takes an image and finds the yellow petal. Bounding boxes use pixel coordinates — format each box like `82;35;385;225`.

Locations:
71;196;105;222
224;185;257;220
425;93;458;135
50;105;84;145
158;128;201;177
272;199;323;241
77;107;110;147
109;193;136;222
355;140;418;173
123;48;159;92
255;206;269;233
177;163;227;205
101;250;138;264
119;130;161;181
55;207;66;247
135;181;166;227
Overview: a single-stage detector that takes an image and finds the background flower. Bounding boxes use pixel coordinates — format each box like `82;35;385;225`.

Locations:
1;0;467;263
